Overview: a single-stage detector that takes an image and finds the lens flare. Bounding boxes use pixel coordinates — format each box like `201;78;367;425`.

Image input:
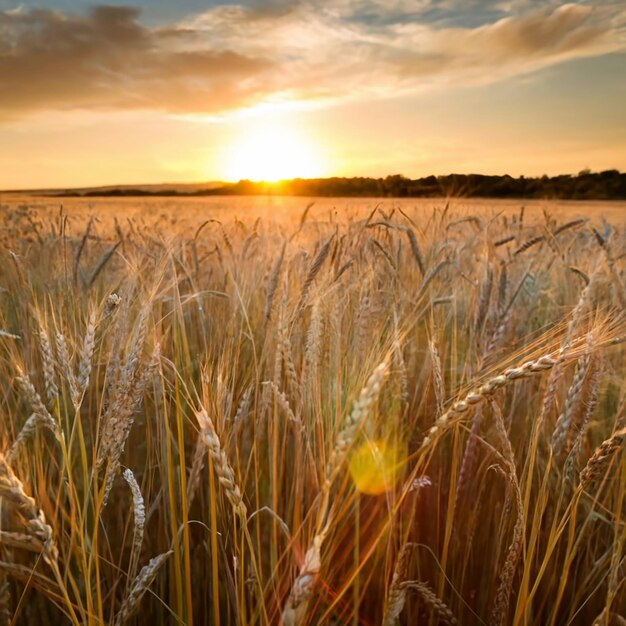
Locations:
348;439;404;495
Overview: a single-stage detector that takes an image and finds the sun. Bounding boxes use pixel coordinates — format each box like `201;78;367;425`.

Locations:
221;122;324;182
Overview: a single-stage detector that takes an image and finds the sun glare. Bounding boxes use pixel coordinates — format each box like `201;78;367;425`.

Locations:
221;122;324;182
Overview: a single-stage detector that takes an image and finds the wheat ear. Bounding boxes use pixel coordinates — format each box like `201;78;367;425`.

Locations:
76;308;97;402
55;331;80;408
422;353;558;449
281;523;329;626
580;429;626;488
114;551;172;626
122;469;145;583
0;454;58;566
295;235;333;314
37;325;58;405
14;369;58;437
195;409;247;519
404;582;458;625
330;361;389;472
383;543;416;625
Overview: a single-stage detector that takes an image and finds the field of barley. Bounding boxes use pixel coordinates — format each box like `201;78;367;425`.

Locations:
0;196;625;625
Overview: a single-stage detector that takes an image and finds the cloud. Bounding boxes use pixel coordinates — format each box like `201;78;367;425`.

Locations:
0;2;624;120
0;5;274;118
383;3;624;84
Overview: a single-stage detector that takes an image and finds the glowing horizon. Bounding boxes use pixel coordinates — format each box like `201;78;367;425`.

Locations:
217;120;329;183
0;1;625;189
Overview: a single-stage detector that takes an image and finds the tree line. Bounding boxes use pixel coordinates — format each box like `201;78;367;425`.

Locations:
65;169;626;199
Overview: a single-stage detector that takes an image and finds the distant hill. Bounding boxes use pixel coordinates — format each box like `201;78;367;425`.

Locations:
8;170;626;200
3;181;224;196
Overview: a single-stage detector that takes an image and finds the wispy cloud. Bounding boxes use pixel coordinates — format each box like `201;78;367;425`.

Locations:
0;1;624;119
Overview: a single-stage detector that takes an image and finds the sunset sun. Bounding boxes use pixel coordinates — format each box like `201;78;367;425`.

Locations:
221;122;324;182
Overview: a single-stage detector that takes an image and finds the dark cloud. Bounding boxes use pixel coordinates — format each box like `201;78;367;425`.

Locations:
0;2;624;119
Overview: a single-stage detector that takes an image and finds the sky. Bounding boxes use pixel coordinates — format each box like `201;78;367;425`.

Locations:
0;0;625;188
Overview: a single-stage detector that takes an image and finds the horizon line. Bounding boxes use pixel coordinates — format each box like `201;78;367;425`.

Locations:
1;168;623;196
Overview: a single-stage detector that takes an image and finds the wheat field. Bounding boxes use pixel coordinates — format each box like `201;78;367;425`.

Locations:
0;197;625;625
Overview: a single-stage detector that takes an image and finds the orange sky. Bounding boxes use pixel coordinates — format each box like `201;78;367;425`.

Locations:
0;1;625;188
